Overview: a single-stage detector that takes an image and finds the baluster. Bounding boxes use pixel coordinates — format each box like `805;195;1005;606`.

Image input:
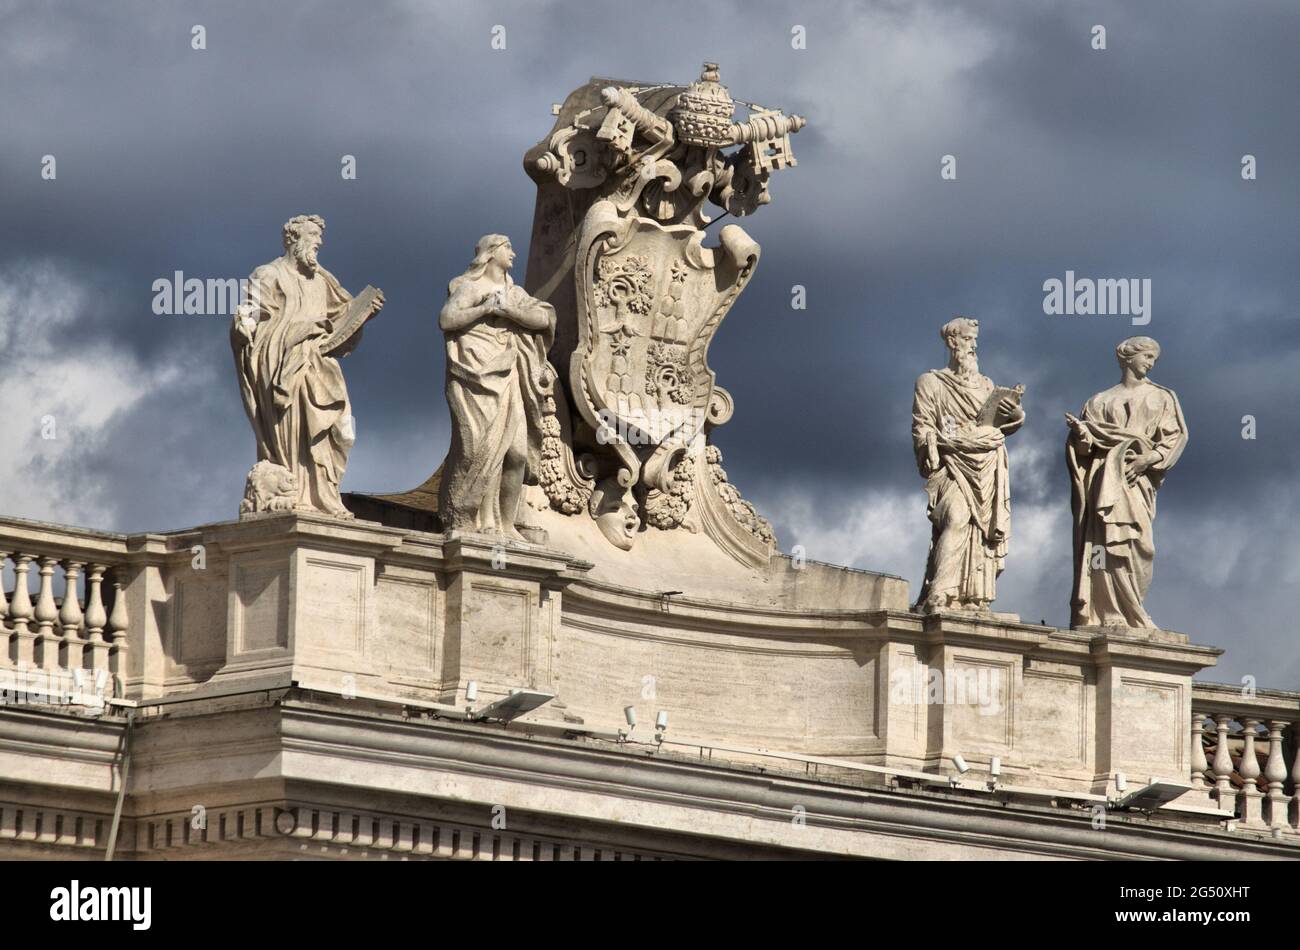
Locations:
1238;718;1264;825
1211;714;1235;808
106;568;129;696
33;556;59;671
83;564;110;676
1290;722;1300;830
1190;711;1209;789
9;555;36;666
1263;720;1289;828
1239;719;1262;783
58;560;84;673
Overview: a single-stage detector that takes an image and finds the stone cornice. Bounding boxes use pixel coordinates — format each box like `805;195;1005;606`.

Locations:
440;533;593;584
1089;628;1223;676
2;696;1295;860
195;512;410;558
268;701;1299;860
0;706;125;794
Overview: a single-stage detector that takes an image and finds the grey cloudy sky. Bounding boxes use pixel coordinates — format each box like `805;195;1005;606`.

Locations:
1;0;1297;686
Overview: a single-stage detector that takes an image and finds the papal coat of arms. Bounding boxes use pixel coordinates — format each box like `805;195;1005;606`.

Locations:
521;63;805;560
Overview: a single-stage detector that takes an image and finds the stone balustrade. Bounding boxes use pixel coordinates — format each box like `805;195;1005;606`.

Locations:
0;521;133;704
1191;682;1300;833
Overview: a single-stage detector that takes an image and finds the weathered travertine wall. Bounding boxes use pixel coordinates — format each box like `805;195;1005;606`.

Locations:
0;513;1228;798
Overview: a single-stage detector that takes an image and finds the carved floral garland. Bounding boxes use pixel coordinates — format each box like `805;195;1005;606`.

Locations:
705;444;774;545
538;395;592;515
643;457;695;530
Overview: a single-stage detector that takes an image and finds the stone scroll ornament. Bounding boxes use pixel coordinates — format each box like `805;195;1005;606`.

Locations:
231;214;384;518
1066;337;1187;629
521;63;804;559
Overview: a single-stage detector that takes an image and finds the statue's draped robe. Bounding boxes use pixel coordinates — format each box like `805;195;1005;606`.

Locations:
1067;381;1187;628
439;278;556;532
232;257;354;516
911;369;1013;609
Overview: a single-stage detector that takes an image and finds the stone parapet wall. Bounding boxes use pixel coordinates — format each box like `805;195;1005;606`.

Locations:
2;512;1297;828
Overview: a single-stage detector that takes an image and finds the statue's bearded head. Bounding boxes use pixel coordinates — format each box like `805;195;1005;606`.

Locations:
282;214;326;275
941;317;980;379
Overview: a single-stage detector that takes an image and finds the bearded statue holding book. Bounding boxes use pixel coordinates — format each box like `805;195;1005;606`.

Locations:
911;317;1025;613
231;214;384;518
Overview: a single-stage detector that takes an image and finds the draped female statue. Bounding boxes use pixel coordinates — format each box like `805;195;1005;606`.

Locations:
1066;336;1188;629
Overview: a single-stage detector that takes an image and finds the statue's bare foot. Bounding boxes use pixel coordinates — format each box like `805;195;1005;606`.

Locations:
503;524;527;543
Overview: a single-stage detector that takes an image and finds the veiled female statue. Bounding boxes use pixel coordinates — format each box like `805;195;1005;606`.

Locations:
1066;336;1187;629
438;234;557;539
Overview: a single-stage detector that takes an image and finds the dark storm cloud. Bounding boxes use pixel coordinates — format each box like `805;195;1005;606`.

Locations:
0;0;1296;682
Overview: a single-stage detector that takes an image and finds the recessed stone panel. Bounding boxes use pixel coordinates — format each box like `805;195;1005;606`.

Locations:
376;573;438;682
1022;669;1087;767
298;556;367;658
233;561;289;655
1116;676;1183;776
173;572;228;668
950;656;1014;753
464;580;533;685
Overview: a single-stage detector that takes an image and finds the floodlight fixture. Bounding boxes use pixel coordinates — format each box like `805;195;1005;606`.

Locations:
472;689;555;723
1113;780;1194;812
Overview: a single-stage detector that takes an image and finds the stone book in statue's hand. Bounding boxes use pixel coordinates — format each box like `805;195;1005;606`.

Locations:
322;285;384;357
975;383;1025;426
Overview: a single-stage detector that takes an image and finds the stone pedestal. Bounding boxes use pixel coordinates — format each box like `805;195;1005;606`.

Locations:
145;514;592;713
1090;627;1220;795
873;614;1221;792
875;611;1050;782
199;514;409;695
438;532;587;709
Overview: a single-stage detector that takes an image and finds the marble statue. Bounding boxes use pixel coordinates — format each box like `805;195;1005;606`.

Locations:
1066;336;1187;629
438;234;557;539
912;318;1025;612
232;214;383;517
